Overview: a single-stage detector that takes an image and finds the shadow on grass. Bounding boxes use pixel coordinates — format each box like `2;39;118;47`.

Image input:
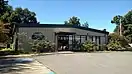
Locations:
0;57;33;74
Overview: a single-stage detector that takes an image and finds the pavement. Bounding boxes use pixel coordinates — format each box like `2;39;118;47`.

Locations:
34;51;132;74
0;56;54;74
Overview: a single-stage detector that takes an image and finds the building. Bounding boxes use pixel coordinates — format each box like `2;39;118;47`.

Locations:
18;23;109;51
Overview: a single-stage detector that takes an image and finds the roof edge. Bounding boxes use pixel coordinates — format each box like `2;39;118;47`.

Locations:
18;23;109;34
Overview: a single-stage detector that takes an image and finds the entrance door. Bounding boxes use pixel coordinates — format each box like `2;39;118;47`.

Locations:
57;35;69;51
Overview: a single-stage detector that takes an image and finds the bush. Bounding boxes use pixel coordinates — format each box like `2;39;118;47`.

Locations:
107;33;129;51
99;44;108;51
72;40;82;51
82;40;97;52
30;39;55;53
18;32;55;53
107;40;122;51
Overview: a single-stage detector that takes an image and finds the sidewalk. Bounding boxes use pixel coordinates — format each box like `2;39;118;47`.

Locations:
0;51;75;74
0;56;55;74
15;59;54;74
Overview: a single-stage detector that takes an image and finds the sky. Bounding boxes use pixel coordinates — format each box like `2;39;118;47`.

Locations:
8;0;132;32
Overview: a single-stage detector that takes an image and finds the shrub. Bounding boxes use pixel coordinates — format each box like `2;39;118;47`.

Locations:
99;44;108;51
107;40;122;51
72;40;82;51
82;40;97;52
18;32;55;53
18;32;29;51
30;39;55;53
107;33;129;51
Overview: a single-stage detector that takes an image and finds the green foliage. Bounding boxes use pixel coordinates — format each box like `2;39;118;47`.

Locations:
18;32;35;52
107;40;122;51
18;32;55;53
111;15;125;33
0;6;37;23
30;39;55;53
64;16;81;26
0;0;8;16
0;0;37;23
107;33;129;50
0;32;8;42
0;21;9;43
0;0;38;48
111;15;124;25
123;24;132;43
124;10;132;24
114;26;119;33
18;32;28;43
82;40;97;52
72;40;80;50
99;44;107;51
111;10;132;42
82;21;89;28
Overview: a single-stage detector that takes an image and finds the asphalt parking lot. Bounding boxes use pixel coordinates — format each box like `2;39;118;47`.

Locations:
34;52;132;74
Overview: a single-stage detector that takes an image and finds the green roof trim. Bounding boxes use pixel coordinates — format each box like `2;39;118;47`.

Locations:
18;23;109;34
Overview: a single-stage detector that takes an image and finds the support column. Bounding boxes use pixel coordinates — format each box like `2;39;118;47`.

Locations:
80;35;81;44
54;33;57;52
85;35;87;40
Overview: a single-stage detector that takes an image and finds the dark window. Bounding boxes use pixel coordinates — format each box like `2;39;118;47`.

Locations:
91;36;93;41
32;32;45;40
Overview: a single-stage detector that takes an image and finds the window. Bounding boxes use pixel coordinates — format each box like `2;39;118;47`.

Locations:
32;32;45;40
89;36;93;41
93;36;95;43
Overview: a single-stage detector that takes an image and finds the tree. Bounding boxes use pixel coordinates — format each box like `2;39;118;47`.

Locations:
111;15;123;25
0;21;9;43
124;10;132;24
0;0;8;16
64;16;81;26
0;1;38;42
0;6;37;24
123;10;132;42
13;8;37;23
111;10;132;42
111;15;125;33
123;24;132;43
111;10;132;33
82;21;89;28
0;0;38;23
0;0;38;50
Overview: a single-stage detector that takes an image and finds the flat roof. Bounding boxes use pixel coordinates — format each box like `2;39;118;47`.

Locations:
18;23;109;34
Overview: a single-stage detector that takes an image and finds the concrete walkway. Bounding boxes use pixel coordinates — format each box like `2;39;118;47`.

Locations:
0;56;54;74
